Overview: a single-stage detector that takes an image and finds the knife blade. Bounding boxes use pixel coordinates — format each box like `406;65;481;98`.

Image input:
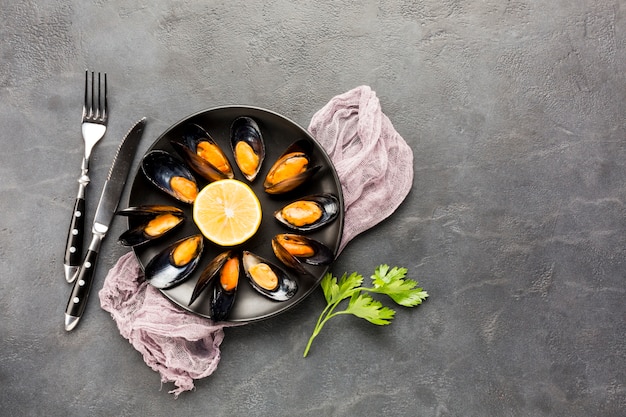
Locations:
64;117;146;331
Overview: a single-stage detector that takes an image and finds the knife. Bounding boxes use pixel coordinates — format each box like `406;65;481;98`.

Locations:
64;117;146;331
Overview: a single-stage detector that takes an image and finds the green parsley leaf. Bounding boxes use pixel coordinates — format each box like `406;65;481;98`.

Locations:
320;271;363;305
371;265;407;287
345;293;396;325
337;271;363;297
369;264;428;307
320;272;338;305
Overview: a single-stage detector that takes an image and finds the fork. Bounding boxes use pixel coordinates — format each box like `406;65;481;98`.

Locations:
64;70;108;283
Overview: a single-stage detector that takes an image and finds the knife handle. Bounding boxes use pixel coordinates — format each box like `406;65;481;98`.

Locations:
64;197;85;282
65;235;102;331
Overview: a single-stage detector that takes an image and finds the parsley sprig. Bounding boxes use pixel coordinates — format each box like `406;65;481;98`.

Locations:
303;265;428;357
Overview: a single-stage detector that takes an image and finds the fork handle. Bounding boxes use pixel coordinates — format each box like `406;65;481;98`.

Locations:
65;233;103;331
64;195;85;283
64;168;89;283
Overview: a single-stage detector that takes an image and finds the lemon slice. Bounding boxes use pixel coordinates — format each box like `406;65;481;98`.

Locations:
193;179;262;246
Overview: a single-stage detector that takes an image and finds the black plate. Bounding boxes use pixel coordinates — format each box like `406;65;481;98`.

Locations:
127;106;344;322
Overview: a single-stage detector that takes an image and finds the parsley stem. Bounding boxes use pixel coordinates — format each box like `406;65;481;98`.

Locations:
303;301;344;357
358;286;380;293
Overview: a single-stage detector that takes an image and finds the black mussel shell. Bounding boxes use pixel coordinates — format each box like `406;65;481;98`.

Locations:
144;234;204;289
263;139;321;194
242;251;297;301
271;236;308;275
116;205;185;217
210;253;240;321
211;284;237;321
272;234;334;274
189;250;235;306
171;123;234;182
230;116;265;182
141;150;199;204
188;250;240;321
117;205;185;247
273;193;339;232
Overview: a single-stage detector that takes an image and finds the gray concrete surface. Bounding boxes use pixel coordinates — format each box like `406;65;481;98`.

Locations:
1;1;625;416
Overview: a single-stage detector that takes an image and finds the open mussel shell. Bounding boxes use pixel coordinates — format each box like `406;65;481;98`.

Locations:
271;236;307;275
274;193;339;232
117;205;185;247
141;150;199;204
242;251;297;301
188;250;240;321
210;253;241;321
144;234;204;289
263;139;321;194
171;123;234;182
230;116;265;182
117;205;185;217
272;234;334;274
189;250;235;305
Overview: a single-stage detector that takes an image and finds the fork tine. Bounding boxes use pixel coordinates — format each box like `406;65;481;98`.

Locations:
102;73;108;122
90;71;95;119
95;72;101;120
82;70;88;119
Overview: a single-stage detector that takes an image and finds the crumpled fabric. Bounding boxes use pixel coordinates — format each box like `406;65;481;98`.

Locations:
308;85;414;253
98;251;233;396
98;85;414;396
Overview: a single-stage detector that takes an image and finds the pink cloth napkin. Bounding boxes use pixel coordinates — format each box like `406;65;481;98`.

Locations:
308;86;414;253
99;85;414;396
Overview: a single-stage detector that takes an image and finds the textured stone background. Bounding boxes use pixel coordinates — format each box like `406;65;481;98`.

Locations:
1;1;624;416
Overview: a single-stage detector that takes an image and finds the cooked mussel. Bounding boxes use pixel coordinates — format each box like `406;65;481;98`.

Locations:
188;250;240;321
141;150;199;204
213;254;241;321
230;116;265;182
117;205;185;246
188;250;237;305
171;123;234;182
263;139;321;194
274;193;339;232
272;234;334;273
144;234;204;289
242;251;297;301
